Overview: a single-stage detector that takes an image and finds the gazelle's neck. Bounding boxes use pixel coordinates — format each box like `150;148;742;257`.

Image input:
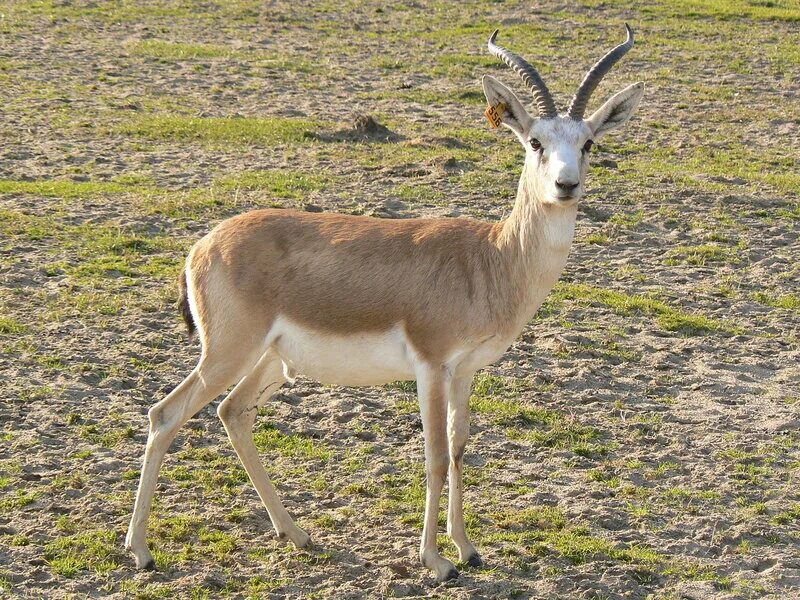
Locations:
498;161;578;260
492;161;578;329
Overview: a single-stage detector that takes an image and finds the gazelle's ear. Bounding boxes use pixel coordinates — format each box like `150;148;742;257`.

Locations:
586;82;644;138
482;75;533;140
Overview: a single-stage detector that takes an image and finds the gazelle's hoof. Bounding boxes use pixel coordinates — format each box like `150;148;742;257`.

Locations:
465;553;484;568
129;550;155;569
440;567;460;582
126;536;155;570
421;554;460;583
277;525;311;549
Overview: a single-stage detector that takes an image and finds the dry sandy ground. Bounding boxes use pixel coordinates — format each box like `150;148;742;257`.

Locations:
0;1;798;598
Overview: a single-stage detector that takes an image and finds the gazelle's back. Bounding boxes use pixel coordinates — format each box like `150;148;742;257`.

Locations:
187;209;514;363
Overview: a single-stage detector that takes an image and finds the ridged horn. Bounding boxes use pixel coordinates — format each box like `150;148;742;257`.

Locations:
487;29;557;119
567;24;634;120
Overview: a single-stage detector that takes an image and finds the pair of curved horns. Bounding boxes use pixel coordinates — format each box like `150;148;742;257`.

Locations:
487;24;634;120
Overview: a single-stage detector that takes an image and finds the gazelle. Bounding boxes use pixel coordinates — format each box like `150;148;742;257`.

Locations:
126;25;643;581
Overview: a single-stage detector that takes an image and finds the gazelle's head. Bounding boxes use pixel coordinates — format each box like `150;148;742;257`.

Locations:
482;25;644;205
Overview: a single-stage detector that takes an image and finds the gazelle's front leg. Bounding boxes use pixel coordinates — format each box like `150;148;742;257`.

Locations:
416;363;459;582
447;374;482;567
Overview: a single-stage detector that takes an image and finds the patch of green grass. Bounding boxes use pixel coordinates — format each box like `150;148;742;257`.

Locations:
132;40;241;60
119;116;323;146
0;316;26;335
349;138;481;170
487;505;660;567
582;232;611;245
588;469;621;489
428;54;501;79
130;40;314;72
628;144;800;195
50;472;86;491
666;243;742;266
384;380;416;393
393;183;444;204
344;444;374;473
458;170;516;200
752;291;799;310
771;503;800;525
493;505;568;532
0;569;11;593
253;424;331;461
609;210;645;229
472;373;524;398
645;0;800;22
215;170;327;199
312;514;337;529
165;455;248;496
198;528;238;561
0;209;52;240
18;385;57;402
151;515;203;544
56;515;79;534
117;580;176;599
225;508;248;524
377;464;426;529
1;210;184;318
44;529;123;577
244;575;291;596
662;487;721;508
0;179;144;198
341;481;379;497
0;489;38;513
661;558;719;581
80;423;136;448
551;282;741;335
650;461;681;479
575;337;640;363
550;528;661;565
471;375;541;423
471;394;550;428
471;375;605;454
510;422;606;455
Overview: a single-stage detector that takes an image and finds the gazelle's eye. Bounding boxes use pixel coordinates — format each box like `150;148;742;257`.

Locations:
529;138;542;151
582;139;594;153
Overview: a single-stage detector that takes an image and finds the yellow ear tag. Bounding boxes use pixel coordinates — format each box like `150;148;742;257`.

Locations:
484;102;507;128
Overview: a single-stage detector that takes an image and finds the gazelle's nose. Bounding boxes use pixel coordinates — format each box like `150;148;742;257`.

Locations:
555;179;579;193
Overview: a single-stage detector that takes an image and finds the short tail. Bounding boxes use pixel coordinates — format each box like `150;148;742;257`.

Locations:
177;269;197;340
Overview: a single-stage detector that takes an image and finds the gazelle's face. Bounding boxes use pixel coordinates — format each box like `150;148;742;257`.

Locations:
523;117;594;205
482;25;644;208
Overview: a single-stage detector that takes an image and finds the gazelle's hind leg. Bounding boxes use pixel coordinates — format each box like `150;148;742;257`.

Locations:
126;349;254;568
217;349;310;548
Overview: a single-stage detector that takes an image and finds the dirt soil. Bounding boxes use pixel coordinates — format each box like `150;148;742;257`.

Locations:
0;1;798;599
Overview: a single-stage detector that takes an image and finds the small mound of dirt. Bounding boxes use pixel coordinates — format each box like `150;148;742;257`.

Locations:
318;113;403;143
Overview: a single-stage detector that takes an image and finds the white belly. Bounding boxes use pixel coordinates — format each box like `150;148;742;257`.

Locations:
270;316;416;386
